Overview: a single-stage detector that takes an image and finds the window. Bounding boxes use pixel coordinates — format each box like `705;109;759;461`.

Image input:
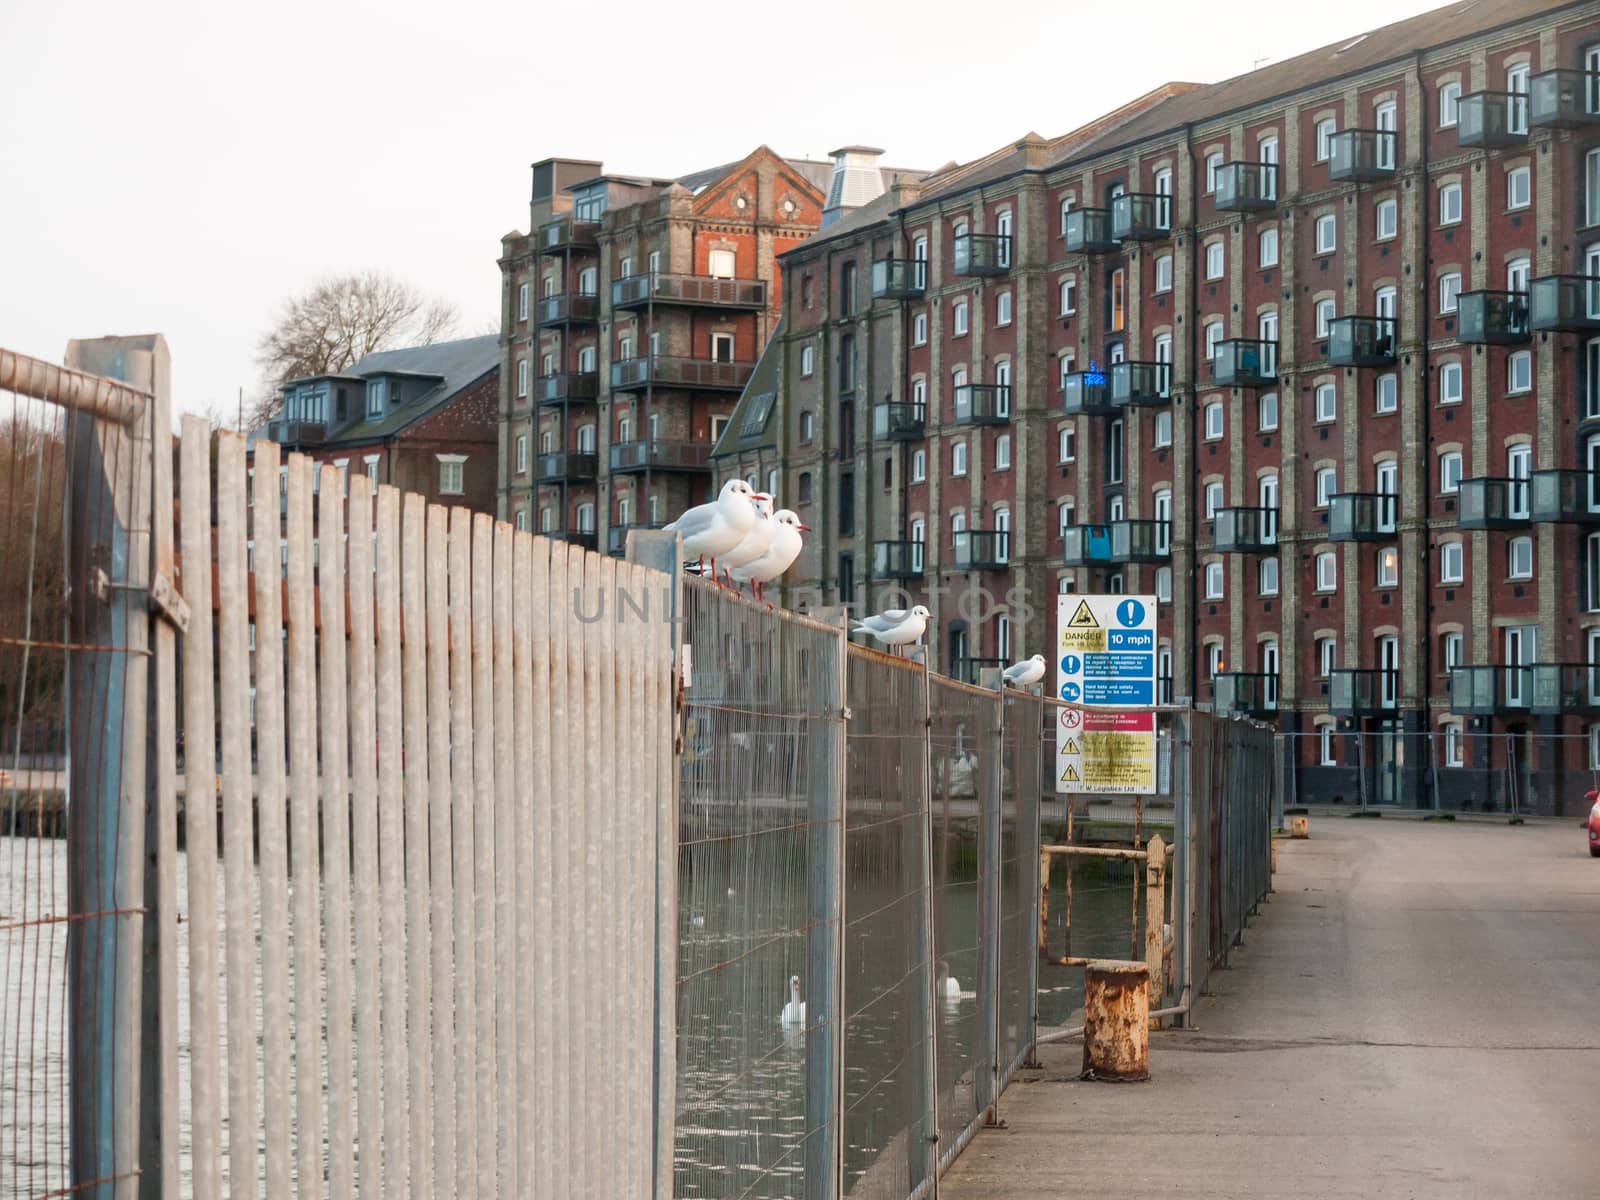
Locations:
539;507;553;532
1439;361;1462;405
1207;642;1225;681
1205;241;1224;279
1588;148;1600;227
1375;545;1398;588
576;502;595;533
617;336;632;363
1205;481;1224;518
1057;500;1075;540
801;344;814;376
912;312;928;345
1444;722;1464;768
952;442;968;477
577;345;595;373
1438;540;1464;584
1153;410;1172;448
1439;272;1461;314
911;376;927;414
437;455;466;496
711;332;735;364
800;411;814;442
1154;255;1172;293
1156;569;1173;605
838;335;855;389
1110;268;1127;332
577;266;597;296
839;261;857;315
1508;535;1533;580
1258;392;1278;432
516;434;528;474
1316;118;1336;162
1059;276;1078;314
1058;425;1076;462
1316;551;1338;592
1204;321;1224;362
648;250;661;276
1507;350;1531;394
518;283;529;321
995;434;1012;470
798;472;813;503
576;423;596;454
1107;419;1124;484
517;358;529;398
1437;450;1464;494
1376;374;1397;414
1058;194;1076;236
1439;182;1462;225
1376;198;1397;241
1316;468;1337;508
1506;165;1531;211
513;509;528;532
1317;636;1337;678
1441;631;1462;674
1205;151;1224;193
1315;213;1336;254
1315;382;1337;422
1316;299;1335;339
996;291;1013;326
366;382;382;417
953;300;968;336
1259;226;1279;269
1319;724;1337;766
365;455;379;483
1154;489;1171;552
1258;135;1279;199
1204;401;1223;440
1205;561;1225;599
1439;80;1460;128
1259;555;1279;596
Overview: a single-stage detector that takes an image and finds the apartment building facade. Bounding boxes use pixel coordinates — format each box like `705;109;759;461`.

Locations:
718;0;1600;813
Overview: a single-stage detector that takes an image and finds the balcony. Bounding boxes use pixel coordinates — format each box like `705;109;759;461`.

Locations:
872;402;925;442
1449;665;1534;716
1213;673;1280;719
1061;369;1113;415
1214;162;1278;212
1456;91;1529;148
1212;506;1278;553
1528;275;1600;333
268;419;326;445
870;259;927;300
537;372;600;405
536;292;600;327
1456;291;1530;345
953;383;1010;426
1110;192;1171;242
1210;339;1277;389
607;439;712;474
1328;493;1397;542
1109;361;1171;407
1061;520;1170;566
610;273;766;311
952;234;1011;277
1327;316;1396;367
1062;208;1117;254
1530;470;1600;524
1457;477;1530;530
535;452;598;483
540;529;598;554
872;540;925;579
1327;129;1397;182
952;529;1010;571
538;215;601;254
607;523;664;557
1328;668;1397;716
610;356;754;392
1530;663;1600;716
1529;69;1600;129
954;657;1008;686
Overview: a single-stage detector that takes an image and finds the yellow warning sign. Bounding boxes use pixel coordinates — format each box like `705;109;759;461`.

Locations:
1062;736;1080;755
1066;599;1100;629
1060;627;1105;652
1060;762;1080;783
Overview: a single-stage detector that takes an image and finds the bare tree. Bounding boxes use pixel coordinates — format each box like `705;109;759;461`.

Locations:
252;271;459;425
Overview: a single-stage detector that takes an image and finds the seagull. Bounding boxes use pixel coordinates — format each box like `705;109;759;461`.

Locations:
719;494;777;587
936;960;962;1001
1002;654;1047;689
664;479;766;580
729;509;809;605
780;975;807;1027
852;605;930;656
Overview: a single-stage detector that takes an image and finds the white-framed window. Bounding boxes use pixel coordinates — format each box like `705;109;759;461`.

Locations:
1319;723;1337;766
995;434;1012;470
912;376;927;412
648;250;661;274
1316;550;1338;592
1058;349;1077;393
1376;374;1398;414
576;422;596;453
1442;631;1462;674
800;410;814;442
997;290;1013;326
1317;636;1337;678
618;255;634;279
1376;197;1398;241
952;441;968;476
515;434;528;474
1315;382;1337;423
1439;182;1462;225
577;345;596;373
950;509;967;544
1153;410;1173;448
1508;535;1533;580
1204;321;1224;362
1205;151;1224;193
1205;481;1224;518
1315;213;1336;254
710;332;734;363
912;448;926;482
1204;401;1224;440
1507;62;1530;134
1439;80;1461;128
577;265;597;296
1259;555;1280;596
1440;361;1463;404
801;344;814;376
1440;451;1462;494
1058;501;1074;540
1205;241;1224;279
1316;299;1335;339
1107;418;1124;484
1058;425;1076;463
1587;148;1600;227
1316;467;1337;507
1376;545;1399;588
1316;118;1336;162
1444;722;1464;767
1439;272;1461;314
1259;226;1279;269
1207;642;1225;682
364;455;379;483
516;358;529;398
1589;532;1600;613
437;454;466;496
1507;165;1531;211
1507;256;1531;295
1204;561;1225;599
1591;723;1600;770
1439;540;1464;583
576;502;595;533
539;507;554;532
1111;268;1127;331
1156;568;1173;605
953;300;969;336
1155;489;1172;553
1258;392;1279;432
518;283;530;321
1059;275;1078;315
513;509;528;532
1154;255;1173;293
1507;349;1532;394
912;312;928;345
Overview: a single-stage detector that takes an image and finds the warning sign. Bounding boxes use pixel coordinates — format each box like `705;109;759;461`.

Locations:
1057;711;1157;796
1066;599;1100;629
1056;593;1159;796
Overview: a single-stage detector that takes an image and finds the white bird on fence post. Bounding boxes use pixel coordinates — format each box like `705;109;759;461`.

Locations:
664;479;766;581
852;605;931;656
729;509;809;606
1002;654;1047;689
719;494;777;589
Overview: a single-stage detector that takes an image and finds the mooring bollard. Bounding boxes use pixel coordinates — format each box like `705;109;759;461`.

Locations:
1081;960;1150;1081
1290;815;1309;839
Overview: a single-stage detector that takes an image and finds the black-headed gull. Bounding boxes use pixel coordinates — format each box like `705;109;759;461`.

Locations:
720;494;777;587
664;479;766;578
853;605;930;655
780;975;806;1027
729;509;809;604
1002;654;1047;688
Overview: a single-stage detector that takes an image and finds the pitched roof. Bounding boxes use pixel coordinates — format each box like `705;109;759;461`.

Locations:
712;320;783;460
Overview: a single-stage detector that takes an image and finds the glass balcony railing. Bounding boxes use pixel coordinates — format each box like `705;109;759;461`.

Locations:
1212;506;1279;553
1213;672;1280;718
952;234;1012;277
1457;477;1531;530
1528;275;1600;333
1530;663;1600;716
1061;520;1170;566
870;258;928;299
1109;361;1171;407
1062;208;1117;254
535;293;600;327
609;273;766;311
1449;665;1534;716
268;419;326;445
1214;162;1278;211
1529;69;1600;129
872;540;926;579
1456;291;1530;345
1110;192;1172;241
535;452;598;483
1062;369;1113;415
1328;129;1397;182
1456;91;1530;147
1327;316;1396;367
1211;339;1278;388
1328;493;1397;541
872;402;925;442
606;439;712;474
952;529;1010;571
537;372;600;405
1530;470;1600;524
953;384;1010;426
1328;668;1397;715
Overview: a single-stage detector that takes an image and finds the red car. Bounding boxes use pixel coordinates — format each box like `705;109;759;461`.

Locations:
1589;791;1600;858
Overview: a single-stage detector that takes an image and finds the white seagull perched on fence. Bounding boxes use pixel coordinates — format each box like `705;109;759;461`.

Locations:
664;479;766;579
1002;654;1047;689
718;494;776;587
853;605;931;655
729;509;809;605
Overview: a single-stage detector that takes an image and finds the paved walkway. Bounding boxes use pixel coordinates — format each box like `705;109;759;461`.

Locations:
943;816;1600;1198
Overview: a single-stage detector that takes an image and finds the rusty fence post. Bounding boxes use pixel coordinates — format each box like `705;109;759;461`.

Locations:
1144;834;1166;1021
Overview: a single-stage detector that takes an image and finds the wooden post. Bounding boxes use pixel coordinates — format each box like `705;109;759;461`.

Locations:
1081;961;1150;1081
1144;835;1166;1022
1290;815;1309;839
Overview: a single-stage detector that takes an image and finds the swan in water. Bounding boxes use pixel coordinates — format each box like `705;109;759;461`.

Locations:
936;960;962;1001
780;975;807;1027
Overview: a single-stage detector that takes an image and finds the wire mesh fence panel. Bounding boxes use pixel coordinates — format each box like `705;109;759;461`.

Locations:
674;578;845;1200
996;691;1040;1090
842;647;934;1200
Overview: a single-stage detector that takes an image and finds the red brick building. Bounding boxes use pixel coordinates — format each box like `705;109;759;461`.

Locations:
719;0;1600;814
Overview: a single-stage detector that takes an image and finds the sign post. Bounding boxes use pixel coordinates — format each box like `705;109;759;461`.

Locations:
1056;595;1158;795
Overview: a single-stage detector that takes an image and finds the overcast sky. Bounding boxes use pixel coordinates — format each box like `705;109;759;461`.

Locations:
1;0;1445;419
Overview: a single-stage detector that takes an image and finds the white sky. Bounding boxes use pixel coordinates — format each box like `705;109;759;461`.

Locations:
0;0;1444;418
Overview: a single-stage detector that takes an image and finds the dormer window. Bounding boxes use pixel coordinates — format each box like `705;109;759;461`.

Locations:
366;380;383;417
390;380;401;406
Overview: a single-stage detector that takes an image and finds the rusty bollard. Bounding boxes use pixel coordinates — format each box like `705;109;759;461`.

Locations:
1081;960;1150;1081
